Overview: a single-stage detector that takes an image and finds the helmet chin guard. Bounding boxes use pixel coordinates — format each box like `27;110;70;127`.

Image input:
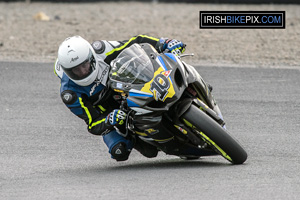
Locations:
58;36;99;86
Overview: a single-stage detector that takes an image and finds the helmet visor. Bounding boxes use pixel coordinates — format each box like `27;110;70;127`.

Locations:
61;50;96;81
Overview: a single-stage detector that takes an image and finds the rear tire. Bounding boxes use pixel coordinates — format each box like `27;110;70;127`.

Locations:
182;104;247;164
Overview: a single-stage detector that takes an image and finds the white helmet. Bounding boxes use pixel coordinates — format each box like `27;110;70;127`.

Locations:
57;36;99;86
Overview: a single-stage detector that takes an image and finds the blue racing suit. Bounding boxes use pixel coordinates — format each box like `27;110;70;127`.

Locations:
54;35;162;161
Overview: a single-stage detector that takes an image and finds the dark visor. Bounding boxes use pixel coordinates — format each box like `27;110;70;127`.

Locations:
61;51;95;80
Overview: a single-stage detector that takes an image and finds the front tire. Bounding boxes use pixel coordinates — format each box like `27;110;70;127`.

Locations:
181;105;247;164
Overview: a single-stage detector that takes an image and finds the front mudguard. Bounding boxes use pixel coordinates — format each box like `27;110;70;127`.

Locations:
183;62;224;121
183;62;214;106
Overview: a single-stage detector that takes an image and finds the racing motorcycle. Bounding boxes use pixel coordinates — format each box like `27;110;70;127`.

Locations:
108;43;247;164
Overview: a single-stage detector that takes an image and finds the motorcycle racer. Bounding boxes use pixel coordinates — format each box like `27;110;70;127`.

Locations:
54;35;186;161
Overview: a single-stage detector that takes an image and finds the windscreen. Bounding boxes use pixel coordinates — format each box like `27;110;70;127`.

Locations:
110;44;154;84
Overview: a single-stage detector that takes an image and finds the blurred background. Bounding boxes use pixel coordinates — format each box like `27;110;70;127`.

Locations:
1;0;300;3
0;0;299;68
2;0;300;4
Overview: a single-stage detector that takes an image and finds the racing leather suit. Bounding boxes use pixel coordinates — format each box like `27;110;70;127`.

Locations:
54;35;162;160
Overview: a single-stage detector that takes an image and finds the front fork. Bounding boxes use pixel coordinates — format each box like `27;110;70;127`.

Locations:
193;98;226;129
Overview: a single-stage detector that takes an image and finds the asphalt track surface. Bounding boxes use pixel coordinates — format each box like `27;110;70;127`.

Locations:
1;61;300;200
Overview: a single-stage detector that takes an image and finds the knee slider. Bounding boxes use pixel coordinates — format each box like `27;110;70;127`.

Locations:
111;142;130;161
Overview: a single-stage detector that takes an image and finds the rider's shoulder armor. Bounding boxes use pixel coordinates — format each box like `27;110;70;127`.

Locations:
91;40;106;54
91;40;122;59
61;89;77;105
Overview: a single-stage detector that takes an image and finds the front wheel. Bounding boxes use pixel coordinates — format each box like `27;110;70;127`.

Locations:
181;105;247;164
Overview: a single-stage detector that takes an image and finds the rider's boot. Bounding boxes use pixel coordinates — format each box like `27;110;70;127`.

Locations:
103;130;133;161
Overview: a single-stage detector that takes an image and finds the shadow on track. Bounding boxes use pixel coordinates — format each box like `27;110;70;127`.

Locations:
105;158;232;171
56;157;238;177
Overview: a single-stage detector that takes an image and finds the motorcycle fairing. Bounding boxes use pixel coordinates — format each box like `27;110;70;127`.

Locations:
108;43;224;158
140;57;176;102
109;43;186;111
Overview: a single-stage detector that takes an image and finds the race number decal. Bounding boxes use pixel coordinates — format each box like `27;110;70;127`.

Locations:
141;68;175;102
150;73;170;101
149;70;174;102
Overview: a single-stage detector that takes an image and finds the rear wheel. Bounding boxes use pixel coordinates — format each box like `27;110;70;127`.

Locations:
181;104;247;164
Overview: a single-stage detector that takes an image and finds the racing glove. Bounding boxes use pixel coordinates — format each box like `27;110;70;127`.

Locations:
105;109;127;127
159;38;186;57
